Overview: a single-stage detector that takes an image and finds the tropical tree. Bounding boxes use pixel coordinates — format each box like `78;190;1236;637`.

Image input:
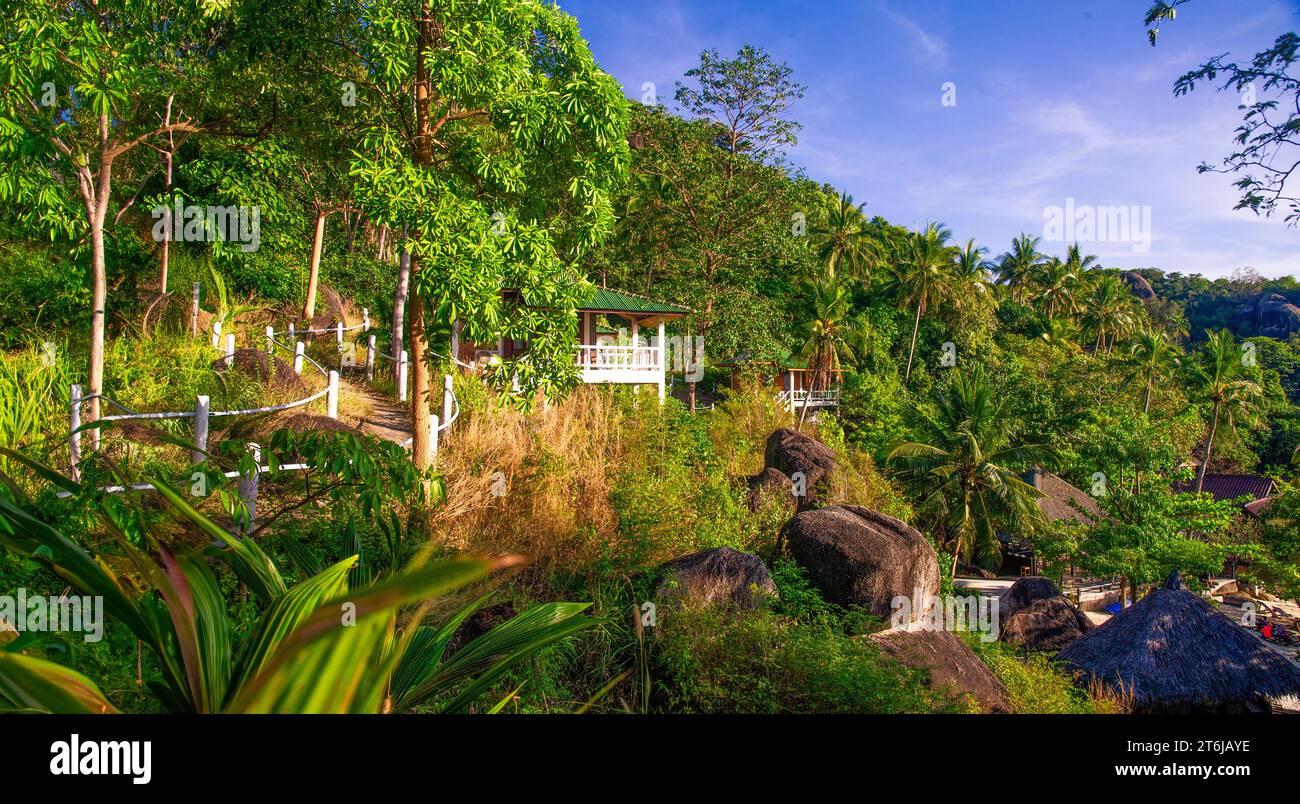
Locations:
953;239;993;305
1189;328;1264;492
343;0;630;469
887;367;1057;574
1126;327;1183;413
811;190;879;279
887;222;960;383
996;233;1044;302
1029;257;1081;322
1080;274;1137;353
792;276;867;429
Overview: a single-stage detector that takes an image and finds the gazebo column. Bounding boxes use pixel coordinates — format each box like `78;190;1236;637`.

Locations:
657;319;666;404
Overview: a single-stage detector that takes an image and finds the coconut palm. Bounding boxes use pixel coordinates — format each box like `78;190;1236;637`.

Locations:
1029;257;1081;322
887;366;1057;575
954;239;994;301
1189;329;1264;493
1125;327;1182;413
1080;274;1137;354
996;233;1043;303
811;190;880;279
792;275;867;429
1064;242;1099;273
1034;313;1082;350
886;222;959;383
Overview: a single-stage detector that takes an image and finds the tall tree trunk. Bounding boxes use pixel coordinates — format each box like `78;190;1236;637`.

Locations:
1142;376;1153;414
1195;399;1222;493
904;300;922;382
409;0;435;469
303;209;326;320
87;198;109;427
392;247;410;363
159;94;174;293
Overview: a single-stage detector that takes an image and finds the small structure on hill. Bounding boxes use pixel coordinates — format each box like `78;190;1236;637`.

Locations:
1056;572;1300;712
716;348;841;414
998;468;1100;576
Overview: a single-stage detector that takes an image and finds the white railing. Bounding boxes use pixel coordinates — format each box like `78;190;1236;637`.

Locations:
574;344;662;371
66;289;459;535
778;388;840;409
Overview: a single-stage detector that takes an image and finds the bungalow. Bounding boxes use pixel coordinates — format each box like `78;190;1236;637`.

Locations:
1173;473;1276;514
999;468;1101;576
452;287;690;403
715;349;842;413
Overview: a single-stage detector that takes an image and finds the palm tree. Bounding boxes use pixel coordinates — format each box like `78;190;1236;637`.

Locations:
996;233;1043;303
1034;313;1082;350
1079;274;1137;354
887;366;1057;575
811;191;880;279
954;239;994;301
1029;257;1081;322
792;276;867;429
1125;327;1182;413
1190;329;1264;493
1064;242;1098;274
887;222;959;383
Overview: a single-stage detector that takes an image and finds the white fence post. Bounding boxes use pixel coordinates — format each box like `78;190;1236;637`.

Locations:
224;333;236;367
288;322;295;345
294;342;305;375
327;370;339;419
238;443;260;535
429;414;440;467
335;320;343;345
363;308;370;330
398;349;409;402
189;282;200;337
367;335;376;381
442;374;453;431
211;320;222;349
265;326;275;354
69;384;82;481
193;395;209;464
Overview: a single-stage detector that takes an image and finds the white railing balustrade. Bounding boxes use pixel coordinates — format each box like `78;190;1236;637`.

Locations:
574;344;663;371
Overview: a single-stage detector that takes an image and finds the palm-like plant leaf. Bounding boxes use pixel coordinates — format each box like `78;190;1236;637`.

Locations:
0;652;120;714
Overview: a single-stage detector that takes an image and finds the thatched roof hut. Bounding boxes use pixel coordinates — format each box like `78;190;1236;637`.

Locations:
1056;572;1300;712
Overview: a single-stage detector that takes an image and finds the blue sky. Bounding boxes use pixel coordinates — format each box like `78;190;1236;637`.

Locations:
557;0;1300;278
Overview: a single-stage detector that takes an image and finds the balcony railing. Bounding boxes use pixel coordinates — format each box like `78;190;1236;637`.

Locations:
575;344;663;371
779;388;840;406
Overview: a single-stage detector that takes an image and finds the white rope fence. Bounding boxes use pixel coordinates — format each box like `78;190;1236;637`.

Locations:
67;284;460;535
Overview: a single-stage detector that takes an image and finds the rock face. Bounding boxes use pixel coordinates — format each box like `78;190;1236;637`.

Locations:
999;596;1092;652
779;505;939;618
746;467;796;515
869;626;1011;713
1123;271;1156;301
997;576;1062;621
653;547;778;610
1239;292;1300;338
763;428;836;510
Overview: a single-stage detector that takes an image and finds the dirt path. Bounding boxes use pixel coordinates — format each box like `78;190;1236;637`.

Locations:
345;377;411;445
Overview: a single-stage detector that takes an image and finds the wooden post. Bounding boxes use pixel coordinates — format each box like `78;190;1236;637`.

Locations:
327;370;339;419
193;395;209;464
398;349;408;402
442;374;453;430
238;443;261;535
367;335;376;381
69;384;82;481
294;342;305;375
189;282;200;337
657;320;666;404
224;333;235;367
211;320;222;349
265;326;275;354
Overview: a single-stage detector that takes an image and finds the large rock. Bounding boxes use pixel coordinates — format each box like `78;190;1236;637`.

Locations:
1239;292;1300;338
763;428;836;510
746;467;795;515
997;576;1062;621
213;348;307;393
653;547;777;610
869;626;1011;713
1123;271;1156;301
999;596;1091;652
779;505;939;618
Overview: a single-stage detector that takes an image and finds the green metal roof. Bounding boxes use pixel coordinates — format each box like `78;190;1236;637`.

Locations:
580;287;689;315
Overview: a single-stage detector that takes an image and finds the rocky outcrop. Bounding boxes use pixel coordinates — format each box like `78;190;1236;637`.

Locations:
1239;292;1300;338
763;428;836;510
653;547;778;610
746;467;796;515
1123;271;1156;301
869;626;1011;713
999;596;1092;652
997;576;1063;622
779;505;939;618
213;348;307;393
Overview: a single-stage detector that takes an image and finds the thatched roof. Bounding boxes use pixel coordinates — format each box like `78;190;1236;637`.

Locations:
997;576;1061;621
1023;468;1100;525
1056;572;1300;712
